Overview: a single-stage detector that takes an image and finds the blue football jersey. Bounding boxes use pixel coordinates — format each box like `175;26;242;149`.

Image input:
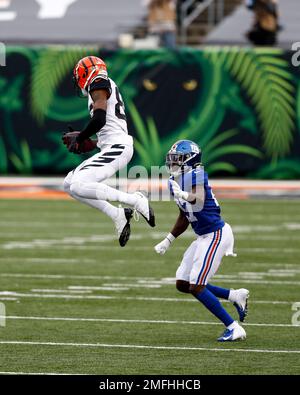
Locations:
169;167;224;236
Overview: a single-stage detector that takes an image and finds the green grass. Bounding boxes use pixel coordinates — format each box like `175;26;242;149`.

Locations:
0;198;299;375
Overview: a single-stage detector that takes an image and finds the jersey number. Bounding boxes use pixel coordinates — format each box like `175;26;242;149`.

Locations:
115;87;126;121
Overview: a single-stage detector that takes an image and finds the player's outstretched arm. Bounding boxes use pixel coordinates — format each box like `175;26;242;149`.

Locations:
154;209;189;255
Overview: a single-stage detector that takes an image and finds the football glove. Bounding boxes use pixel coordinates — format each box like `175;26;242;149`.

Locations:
154;233;175;255
170;180;189;201
62;126;96;154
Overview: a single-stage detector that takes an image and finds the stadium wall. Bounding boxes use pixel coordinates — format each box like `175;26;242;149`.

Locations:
0;46;300;179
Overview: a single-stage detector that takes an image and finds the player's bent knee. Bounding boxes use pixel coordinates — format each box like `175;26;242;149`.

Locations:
63;178;72;195
176;280;190;294
70;181;84;198
189;283;206;296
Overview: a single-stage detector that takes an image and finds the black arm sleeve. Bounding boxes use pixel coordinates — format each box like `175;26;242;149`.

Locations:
76;108;106;143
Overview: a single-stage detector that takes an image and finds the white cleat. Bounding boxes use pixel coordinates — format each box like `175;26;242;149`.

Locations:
133;192;155;227
233;288;249;322
218;322;246;342
114;208;133;247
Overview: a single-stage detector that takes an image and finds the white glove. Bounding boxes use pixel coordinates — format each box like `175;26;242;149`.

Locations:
170;180;189;200
154;233;175;255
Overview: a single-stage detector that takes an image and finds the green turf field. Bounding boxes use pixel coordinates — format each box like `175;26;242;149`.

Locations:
0;198;299;375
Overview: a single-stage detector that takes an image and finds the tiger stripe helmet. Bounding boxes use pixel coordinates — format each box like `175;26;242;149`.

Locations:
73;56;108;96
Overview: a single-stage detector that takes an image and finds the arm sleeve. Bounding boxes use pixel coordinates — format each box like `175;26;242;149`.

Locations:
76;108;106;143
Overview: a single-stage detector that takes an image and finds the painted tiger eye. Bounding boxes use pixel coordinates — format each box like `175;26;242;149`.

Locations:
143;79;157;91
183;80;198;91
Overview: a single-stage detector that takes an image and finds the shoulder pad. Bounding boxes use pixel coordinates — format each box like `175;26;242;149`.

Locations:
88;78;112;97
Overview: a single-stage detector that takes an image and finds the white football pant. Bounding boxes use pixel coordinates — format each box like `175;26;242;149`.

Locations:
63;143;138;221
176;223;235;285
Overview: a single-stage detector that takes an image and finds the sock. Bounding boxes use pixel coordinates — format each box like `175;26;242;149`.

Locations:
194;288;234;327
227;321;239;330
206;284;230;300
228;289;239;303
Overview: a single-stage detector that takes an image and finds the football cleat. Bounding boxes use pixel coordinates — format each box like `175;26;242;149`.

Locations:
218;323;246;342
233;288;249;322
133;192;155;227
115;208;133;247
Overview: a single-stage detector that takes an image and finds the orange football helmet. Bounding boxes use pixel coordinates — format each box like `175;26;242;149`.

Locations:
73;56;108;96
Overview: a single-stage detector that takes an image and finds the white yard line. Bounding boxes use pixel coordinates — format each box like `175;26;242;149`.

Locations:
0;257;96;264
0;244;300;257
0;298;17;301
0;261;298;268
30;289;93;294
4;244;299;253
0;340;299;354
0;258;164;265
0;222;110;229
0;273;158;280
31;288;129;292
215;279;300;285
1;233;299;242
69;284;161;289
3;315;299;329
0;291;296;304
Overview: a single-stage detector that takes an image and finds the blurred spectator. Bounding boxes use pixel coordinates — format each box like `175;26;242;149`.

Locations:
246;0;279;46
144;0;177;48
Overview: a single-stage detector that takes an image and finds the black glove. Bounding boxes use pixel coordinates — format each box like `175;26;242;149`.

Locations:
62;125;82;154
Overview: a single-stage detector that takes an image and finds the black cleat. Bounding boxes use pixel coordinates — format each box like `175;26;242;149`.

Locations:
117;208;133;247
140;205;155;227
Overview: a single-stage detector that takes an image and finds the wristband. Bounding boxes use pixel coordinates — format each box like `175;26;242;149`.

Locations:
166;233;176;243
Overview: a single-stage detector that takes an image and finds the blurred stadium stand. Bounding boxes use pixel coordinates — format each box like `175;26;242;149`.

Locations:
133;1;244;47
178;0;243;46
205;0;300;47
0;0;147;45
2;1;296;48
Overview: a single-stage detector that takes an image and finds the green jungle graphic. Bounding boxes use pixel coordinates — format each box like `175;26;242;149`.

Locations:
0;46;300;178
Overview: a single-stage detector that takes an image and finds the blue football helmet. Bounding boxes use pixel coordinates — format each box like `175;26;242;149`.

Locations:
166;140;202;177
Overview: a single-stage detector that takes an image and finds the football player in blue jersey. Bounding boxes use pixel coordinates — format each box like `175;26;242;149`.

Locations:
154;140;249;342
